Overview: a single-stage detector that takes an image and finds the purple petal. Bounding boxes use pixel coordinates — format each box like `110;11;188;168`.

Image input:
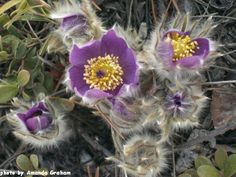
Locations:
119;48;137;84
162;29;190;40
83;89;112;104
68;65;89;96
16;102;48;123
26;116;50;133
193;38;210;58
157;41;175;68
101;30;138;84
37;102;48;111
69;42;102;66
38;115;51;129
62;14;86;30
23;105;42;120
17;113;27;122
176;55;202;69
106;85;123;97
101;30;127;57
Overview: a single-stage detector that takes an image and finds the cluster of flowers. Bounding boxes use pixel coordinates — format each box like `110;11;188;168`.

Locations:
6;0;218;176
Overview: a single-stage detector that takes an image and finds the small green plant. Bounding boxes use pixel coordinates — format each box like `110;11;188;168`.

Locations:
178;148;236;177
16;154;48;177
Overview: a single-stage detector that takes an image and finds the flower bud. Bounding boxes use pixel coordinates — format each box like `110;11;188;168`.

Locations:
50;0;105;47
158;83;208;135
108;135;168;177
7;98;71;148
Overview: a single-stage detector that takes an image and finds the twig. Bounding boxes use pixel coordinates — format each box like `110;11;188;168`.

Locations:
221;49;236;56
205;88;236;94
0;105;15;109
53;72;65;92
92;1;102;11
37;55;61;71
201;80;236;85
210;65;236;73
95;167;100;177
95;105;125;140
35;0;51;9
127;0;134;27
145;0;152;35
49;88;66;97
175;121;236;151
223;43;236;47
87;165;93;177
26;21;42;45
158;0;172;37
172;140;176;177
193;0;208;6
171;0;180;14
192;15;236;21
151;0;157;25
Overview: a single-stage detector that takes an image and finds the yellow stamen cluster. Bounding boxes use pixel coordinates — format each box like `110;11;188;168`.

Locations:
83;55;124;91
166;32;199;62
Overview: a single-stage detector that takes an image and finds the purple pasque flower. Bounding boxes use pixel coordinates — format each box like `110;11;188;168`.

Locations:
158;29;210;69
165;92;192;118
68;30;137;102
50;0;87;33
16;102;52;134
61;14;86;32
52;11;87;35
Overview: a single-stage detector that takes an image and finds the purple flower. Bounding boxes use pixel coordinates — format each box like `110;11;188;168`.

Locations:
61;14;86;31
165;92;191;118
50;0;88;34
68;30;138;102
158;29;210;69
16;102;52;134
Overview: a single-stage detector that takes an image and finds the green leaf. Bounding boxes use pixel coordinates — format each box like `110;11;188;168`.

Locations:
184;169;199;177
0;84;18;103
44;74;54;92
25;54;38;69
194;156;213;169
2;35;21;58
215;148;228;170
0;14;23;38
20;13;51;22
0;0;21;15
223;154;236;177
16;154;34;171
178;174;192;177
0;51;9;61
17;69;30;87
15;42;27;59
30;154;39;170
197;165;220;177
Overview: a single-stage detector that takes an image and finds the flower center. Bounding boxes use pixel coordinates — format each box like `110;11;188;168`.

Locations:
32;110;43;117
173;95;182;107
83;54;124;91
166;32;199;62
